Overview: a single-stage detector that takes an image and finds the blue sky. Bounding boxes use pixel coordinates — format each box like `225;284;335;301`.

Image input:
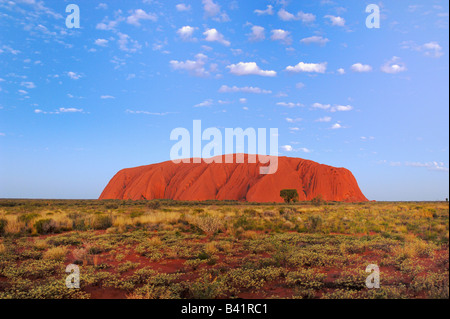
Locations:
0;0;448;201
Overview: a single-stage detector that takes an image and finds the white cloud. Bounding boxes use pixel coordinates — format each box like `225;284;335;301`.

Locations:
21;81;36;89
337;68;345;75
194;99;213;107
218;85;272;94
202;0;229;21
331;105;353;112
277;102;303;108
177;26;196;41
239;98;247;104
331;123;343;129
278;9;316;23
296;82;305;89
381;56;407;74
324;15;345;26
176;3;191;12
402;41;444;58
270;29;292;45
405;161;448;172
278;8;296;21
286;62;327;73
67;72;82;80
422;42;444;57
316;116;332;122
299;148;311;153
117;32;142;53
226;62;276;77
170;53;209;77
254;5;274;16
351;63;372;72
300;36;329;46
94;39;108;47
281;145;293;152
203;28;230;46
101;95;115;99
59;108;83;113
297;11;316;23
248;26;265;42
18;89;28;95
286;117;302;123
126;110;175;116
312;103;331;110
126;9;157;26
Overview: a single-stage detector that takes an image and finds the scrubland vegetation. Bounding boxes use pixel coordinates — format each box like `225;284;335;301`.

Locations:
0;199;448;299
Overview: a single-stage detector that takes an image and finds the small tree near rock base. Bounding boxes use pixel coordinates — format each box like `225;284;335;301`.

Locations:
280;189;299;203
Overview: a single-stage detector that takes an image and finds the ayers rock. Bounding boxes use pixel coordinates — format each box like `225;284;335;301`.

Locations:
99;154;368;203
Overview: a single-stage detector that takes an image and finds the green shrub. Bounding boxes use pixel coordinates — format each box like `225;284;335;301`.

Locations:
0;219;7;236
34;219;57;235
92;215;113;230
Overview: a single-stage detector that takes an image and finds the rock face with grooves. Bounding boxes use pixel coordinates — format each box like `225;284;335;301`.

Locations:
99;155;368;202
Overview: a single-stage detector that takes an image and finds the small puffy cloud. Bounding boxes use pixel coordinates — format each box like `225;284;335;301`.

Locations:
126;9;157;26
226;62;276;77
18;89;28;95
278;8;296;21
177;26;196;41
324;15;345;26
331;105;353;112
405;161;448;172
170;53;209;77
219;85;272;94
203;28;230;46
296;82;305;89
281;145;293;152
421;42;444;57
278;9;316;23
381;56;407;74
101;95;115;99
239;98;247;104
331;123;343;129
59;108;83;113
270;29;292;45
299;148;311;153
286;62;327;73
96;3;107;9
337;68;345;75
254;5;274;16
94;39;108;47
300;36;329;46
277;102;303;108
286;117;302;123
176;3;191;12
67;71;82;80
194;99;213;107
351;63;372;72
402;41;444;58
297;11;316;23
202;0;229;21
248;26;265;42
316;116;332;122
21;81;36;89
312;103;331;110
117;33;142;53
